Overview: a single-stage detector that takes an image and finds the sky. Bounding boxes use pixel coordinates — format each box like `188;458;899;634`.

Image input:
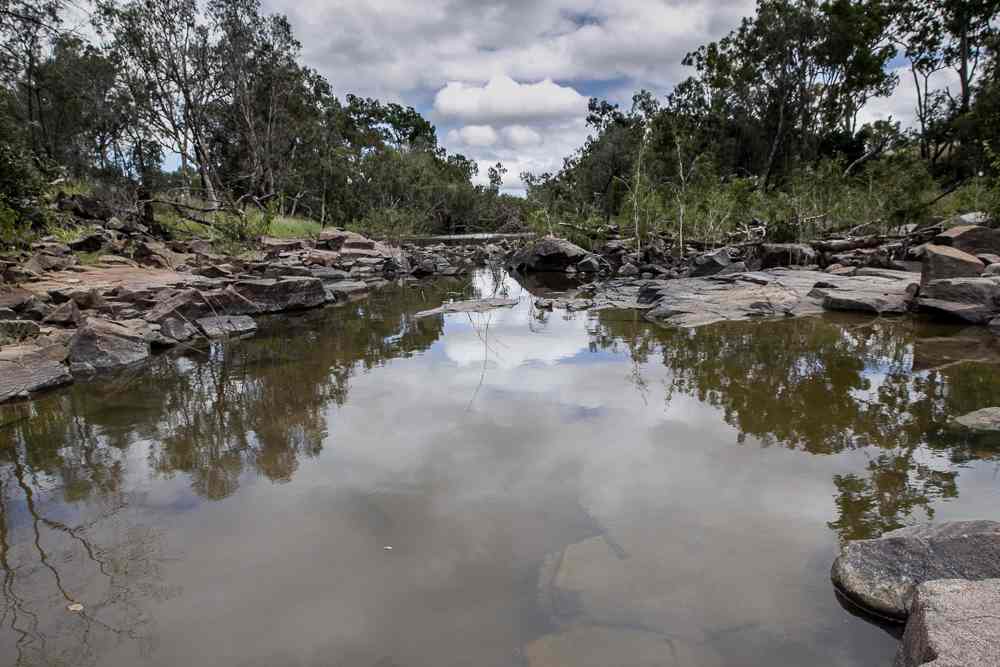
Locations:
258;0;961;194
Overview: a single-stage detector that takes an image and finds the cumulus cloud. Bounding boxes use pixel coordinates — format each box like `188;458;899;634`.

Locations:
502;125;544;147
434;75;589;124
447;125;500;147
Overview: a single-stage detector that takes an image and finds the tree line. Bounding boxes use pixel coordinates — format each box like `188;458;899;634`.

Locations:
0;0;523;242
1;0;998;247
523;0;1000;247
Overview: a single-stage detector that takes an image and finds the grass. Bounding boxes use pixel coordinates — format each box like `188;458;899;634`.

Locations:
267;216;323;239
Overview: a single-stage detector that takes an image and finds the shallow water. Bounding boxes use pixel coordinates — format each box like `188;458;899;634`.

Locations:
1;270;999;667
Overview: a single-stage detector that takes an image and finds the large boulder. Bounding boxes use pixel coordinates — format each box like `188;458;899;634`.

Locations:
917;277;1000;324
233;277;326;312
933;224;1000;256
894;579;1000;667
145;287;260;323
921;245;985;285
317;229;374;251
831;521;1000;620
508;237;591;273
690;248;731;277
760;243;818;269
68;319;150;374
0;343;73;402
815;273;920;315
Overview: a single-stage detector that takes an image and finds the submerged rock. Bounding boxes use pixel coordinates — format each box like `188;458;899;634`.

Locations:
894;579;1000;667
831;521;1000;621
509;238;592;273
950;407;1000;433
414;297;518;319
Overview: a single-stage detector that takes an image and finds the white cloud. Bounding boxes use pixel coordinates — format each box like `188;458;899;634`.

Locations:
502;125;543;147
450;125;500;147
434;75;589;124
857;67;963;129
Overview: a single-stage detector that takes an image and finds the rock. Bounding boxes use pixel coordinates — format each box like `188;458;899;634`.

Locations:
535;297;593;311
233;278;326;312
950;407;1000;433
144;287;260;323
133;240;188;270
302;249;341;267
56;193;113;221
921;277;1000;313
23;251;77;274
67;232;109;253
760;243;818;269
509;237;592;273
576;256;602;273
618;262;640;277
69;319;151;374
19;298;53;321
690;248;731;277
984;263;1000;276
195;315;258;338
42;300;83;326
831;521;1000;621
324;281;369;301
917;298;997;324
317;229;373;251
716;261;748;275
991;317;1000;336
159;317;199;343
193;264;234;279
978;254;1000;266
815;277;919;315
921;245;985;285
642;269;921;328
894;579;1000;667
0;344;73;402
0;287;36;311
260;236;306;254
0;320;40;345
415;298;519;319
933;224;1000;256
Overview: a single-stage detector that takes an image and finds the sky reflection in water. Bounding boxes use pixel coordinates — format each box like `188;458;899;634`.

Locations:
1;269;998;667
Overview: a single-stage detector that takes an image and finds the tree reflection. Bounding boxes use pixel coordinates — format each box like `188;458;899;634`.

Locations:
0;277;470;663
595;312;1000;541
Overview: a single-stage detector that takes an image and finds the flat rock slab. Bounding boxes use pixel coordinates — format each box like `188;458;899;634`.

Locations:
641;269;919;328
950;407;1000;433
0;343;73;402
196;315;258;339
831;521;1000;621
524;624;721;667
415;298;518;319
23;265;215;298
895;579;1000;667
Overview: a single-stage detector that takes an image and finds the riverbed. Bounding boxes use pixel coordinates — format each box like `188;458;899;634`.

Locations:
1;269;998;666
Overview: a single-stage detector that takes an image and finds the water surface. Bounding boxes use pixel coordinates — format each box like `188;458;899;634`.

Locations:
2;270;999;666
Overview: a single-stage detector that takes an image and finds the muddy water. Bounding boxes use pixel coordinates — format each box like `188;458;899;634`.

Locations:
1;270;999;667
